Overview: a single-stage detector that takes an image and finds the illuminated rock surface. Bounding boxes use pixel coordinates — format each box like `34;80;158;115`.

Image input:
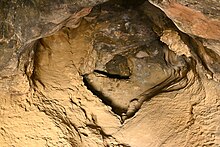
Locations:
0;0;219;146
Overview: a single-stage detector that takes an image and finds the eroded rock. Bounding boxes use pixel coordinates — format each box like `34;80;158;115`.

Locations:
0;0;108;74
149;0;220;81
0;0;220;147
82;3;193;122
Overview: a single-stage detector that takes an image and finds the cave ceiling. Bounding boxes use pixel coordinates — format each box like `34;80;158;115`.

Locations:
0;0;220;146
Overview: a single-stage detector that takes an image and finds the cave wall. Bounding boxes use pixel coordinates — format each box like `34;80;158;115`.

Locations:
0;0;220;146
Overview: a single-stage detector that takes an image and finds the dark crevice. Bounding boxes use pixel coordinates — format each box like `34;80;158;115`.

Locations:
29;40;46;89
191;39;214;76
105;0;146;9
82;74;127;118
179;33;213;76
94;70;130;79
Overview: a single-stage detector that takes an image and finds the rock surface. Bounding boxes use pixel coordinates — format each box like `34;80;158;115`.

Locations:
82;4;191;121
0;0;107;74
0;0;220;147
149;0;220;81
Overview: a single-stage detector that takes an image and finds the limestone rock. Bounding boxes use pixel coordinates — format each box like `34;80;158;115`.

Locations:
149;0;220;81
0;0;107;74
0;1;220;147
